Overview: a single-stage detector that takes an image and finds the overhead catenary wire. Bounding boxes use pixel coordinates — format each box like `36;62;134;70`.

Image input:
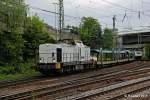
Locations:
30;0;149;18
26;0;150;32
29;5;148;29
100;0;150;17
29;5;141;21
1;0;150;32
73;0;150;30
29;6;81;19
4;0;150;20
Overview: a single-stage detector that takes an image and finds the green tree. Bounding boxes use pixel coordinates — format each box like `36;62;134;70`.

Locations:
0;0;26;32
103;28;113;49
70;26;79;35
79;17;102;48
0;0;26;65
23;16;55;61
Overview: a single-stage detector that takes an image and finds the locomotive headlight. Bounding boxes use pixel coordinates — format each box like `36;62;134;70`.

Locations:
39;58;42;63
52;58;56;63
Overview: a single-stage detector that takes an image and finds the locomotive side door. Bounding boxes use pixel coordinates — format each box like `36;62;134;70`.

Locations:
57;48;62;62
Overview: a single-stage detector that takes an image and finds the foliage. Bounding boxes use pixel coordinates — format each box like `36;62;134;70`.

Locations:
103;28;113;49
0;67;40;80
0;0;26;65
0;31;24;65
144;44;150;59
79;17;102;48
0;0;26;32
0;0;55;77
70;26;80;35
0;60;41;80
23;16;56;61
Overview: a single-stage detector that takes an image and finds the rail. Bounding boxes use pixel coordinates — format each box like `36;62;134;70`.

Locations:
1;61;150;100
59;76;150;100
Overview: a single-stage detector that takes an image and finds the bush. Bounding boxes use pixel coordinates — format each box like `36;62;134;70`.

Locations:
0;66;16;74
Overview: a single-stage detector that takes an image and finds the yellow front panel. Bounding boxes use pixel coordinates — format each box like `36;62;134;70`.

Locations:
56;63;61;69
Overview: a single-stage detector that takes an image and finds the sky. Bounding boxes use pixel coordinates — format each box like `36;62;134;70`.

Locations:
25;0;150;32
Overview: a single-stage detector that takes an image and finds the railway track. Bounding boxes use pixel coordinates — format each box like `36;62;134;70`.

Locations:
47;68;150;100
0;61;150;100
122;86;150;100
0;75;46;88
0;61;144;89
59;76;150;100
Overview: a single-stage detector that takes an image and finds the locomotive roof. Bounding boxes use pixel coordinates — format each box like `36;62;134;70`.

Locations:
39;41;89;48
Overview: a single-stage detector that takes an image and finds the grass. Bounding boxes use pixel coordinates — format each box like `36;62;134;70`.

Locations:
0;70;40;80
0;62;41;80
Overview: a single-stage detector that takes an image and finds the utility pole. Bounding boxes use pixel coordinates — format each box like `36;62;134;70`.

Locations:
112;15;118;60
53;3;58;41
113;15;116;32
112;15;117;48
58;0;64;41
